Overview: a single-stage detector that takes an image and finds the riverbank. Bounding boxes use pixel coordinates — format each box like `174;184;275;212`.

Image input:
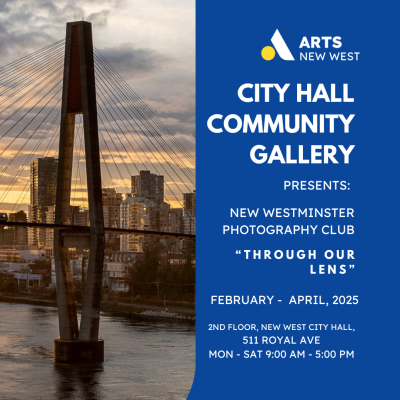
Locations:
0;294;195;322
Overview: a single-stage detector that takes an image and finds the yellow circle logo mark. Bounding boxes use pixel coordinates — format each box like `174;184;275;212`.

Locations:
261;46;275;61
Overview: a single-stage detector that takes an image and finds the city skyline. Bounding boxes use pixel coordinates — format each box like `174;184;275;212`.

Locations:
0;154;195;251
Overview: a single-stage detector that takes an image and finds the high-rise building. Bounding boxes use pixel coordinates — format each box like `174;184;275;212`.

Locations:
28;157;58;247
183;190;196;235
45;206;55;248
103;188;123;248
30;157;58;206
183;190;196;217
0;213;8;246
168;208;184;251
120;197;170;252
102;188;123;229
0;211;29;246
131;171;164;204
125;171;192;250
169;208;183;234
70;206;89;226
8;211;28;246
120;197;149;252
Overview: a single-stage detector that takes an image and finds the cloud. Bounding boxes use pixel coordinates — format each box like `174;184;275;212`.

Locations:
98;43;170;77
0;0;118;59
145;92;195;115
87;10;110;28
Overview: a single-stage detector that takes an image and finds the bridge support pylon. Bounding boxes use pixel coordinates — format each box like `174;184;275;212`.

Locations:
53;21;105;363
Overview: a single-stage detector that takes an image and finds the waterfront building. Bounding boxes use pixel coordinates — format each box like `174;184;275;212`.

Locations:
103;261;129;292
14;272;43;288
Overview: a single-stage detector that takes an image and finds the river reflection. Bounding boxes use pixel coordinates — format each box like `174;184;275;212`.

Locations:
54;364;105;400
0;303;195;400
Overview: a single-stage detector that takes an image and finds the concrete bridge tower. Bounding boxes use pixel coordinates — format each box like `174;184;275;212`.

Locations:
53;21;105;363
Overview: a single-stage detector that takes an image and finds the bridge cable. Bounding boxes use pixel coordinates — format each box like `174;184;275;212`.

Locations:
94;59;196;186
94;48;195;166
94;69;193;205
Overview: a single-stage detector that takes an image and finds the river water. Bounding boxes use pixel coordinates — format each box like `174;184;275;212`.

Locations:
0;302;195;400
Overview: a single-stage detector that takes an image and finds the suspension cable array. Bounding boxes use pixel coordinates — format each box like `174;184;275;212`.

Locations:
0;38;195;221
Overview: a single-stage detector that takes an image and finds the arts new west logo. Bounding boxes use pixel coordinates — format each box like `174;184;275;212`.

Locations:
261;30;360;62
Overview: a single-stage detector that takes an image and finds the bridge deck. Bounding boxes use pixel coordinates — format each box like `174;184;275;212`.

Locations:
0;221;195;240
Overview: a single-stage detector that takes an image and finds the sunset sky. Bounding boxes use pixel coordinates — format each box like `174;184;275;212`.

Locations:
0;0;195;212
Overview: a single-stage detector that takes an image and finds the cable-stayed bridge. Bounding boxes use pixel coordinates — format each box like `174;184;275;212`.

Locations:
0;21;195;362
